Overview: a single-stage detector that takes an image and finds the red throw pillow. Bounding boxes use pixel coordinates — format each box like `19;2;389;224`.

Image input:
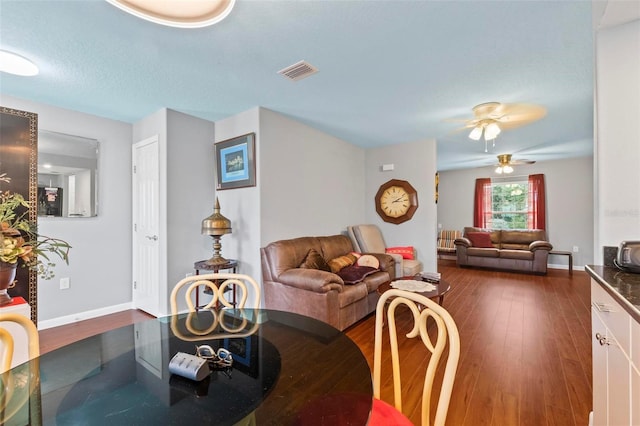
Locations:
466;232;494;248
385;246;415;260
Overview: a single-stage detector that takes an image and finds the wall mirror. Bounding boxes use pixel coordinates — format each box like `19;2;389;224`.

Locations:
38;130;99;217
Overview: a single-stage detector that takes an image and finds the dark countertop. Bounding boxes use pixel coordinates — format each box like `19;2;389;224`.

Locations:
586;265;640;323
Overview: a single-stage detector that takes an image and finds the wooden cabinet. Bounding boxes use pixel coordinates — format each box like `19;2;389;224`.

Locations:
591;279;638;426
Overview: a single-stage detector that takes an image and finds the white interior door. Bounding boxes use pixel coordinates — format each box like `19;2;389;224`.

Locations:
132;136;160;316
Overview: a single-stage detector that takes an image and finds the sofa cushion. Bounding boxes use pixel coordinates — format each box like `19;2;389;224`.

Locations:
467;247;500;257
467;232;494;248
501;229;546;244
299;248;331;272
337;265;379;284
499;249;534;260
501;243;530;251
385;246;415;260
328;254;357;273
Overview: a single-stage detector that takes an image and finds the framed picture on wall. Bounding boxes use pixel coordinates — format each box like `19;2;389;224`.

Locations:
215;133;256;190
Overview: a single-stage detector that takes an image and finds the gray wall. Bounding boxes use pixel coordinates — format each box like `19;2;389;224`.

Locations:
1;95;133;324
365;139;438;273
437;156;594;268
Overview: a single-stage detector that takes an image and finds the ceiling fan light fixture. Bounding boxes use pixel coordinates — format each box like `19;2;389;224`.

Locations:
503;165;513;174
484;122;501;141
495;166;503;174
469;126;483;141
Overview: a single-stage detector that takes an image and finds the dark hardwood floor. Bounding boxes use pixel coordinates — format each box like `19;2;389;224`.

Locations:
38;260;592;425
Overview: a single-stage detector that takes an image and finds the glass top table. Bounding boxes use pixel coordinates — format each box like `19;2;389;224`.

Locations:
2;309;373;425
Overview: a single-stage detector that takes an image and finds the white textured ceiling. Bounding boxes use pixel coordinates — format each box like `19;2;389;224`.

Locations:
0;0;611;171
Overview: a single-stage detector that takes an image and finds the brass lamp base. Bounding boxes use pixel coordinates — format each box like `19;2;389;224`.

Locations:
205;255;230;266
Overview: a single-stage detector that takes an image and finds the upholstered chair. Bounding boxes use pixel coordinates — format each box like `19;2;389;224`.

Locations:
348;224;422;278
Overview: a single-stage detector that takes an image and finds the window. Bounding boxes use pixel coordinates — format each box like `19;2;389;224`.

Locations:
474;174;546;230
490;180;528;229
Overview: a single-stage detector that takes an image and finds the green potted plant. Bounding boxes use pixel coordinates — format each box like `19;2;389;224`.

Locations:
0;173;71;305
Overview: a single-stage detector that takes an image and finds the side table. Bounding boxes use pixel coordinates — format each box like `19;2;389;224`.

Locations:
549;251;573;274
193;259;238;308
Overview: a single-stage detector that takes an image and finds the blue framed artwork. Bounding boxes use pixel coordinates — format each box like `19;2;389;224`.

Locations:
215;133;256;190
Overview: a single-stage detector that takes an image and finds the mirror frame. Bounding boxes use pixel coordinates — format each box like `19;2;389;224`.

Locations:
0;106;38;322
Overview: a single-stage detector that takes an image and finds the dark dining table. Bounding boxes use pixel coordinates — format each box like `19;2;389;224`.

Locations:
1;309;373;425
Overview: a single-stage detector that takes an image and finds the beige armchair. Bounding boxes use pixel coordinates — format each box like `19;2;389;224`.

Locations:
348;224;423;278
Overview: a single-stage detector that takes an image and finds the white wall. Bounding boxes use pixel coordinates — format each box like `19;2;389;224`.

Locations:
0;95;133;323
366;139;438;273
259;107;366;244
437;156;595;267
595;19;640;262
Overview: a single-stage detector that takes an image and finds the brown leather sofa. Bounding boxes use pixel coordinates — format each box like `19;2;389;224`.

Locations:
260;235;395;330
454;227;553;274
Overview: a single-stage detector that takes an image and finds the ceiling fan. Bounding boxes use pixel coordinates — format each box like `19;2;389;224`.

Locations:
450;102;547;151
493;154;535;174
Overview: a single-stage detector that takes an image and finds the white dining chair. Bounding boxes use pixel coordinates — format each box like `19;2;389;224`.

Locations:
0;312;40;424
170;272;261;314
370;289;460;426
0;313;39;373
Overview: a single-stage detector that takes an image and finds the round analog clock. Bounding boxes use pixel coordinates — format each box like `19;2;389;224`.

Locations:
375;179;419;224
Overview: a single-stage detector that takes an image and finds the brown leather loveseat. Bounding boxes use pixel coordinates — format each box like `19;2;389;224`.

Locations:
260;235;395;330
454;227;553;274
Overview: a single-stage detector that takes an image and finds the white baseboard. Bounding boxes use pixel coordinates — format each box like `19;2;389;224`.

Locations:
548;263;585;271
38;302;134;330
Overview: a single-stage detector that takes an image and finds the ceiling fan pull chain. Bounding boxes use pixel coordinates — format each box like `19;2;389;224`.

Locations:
484;139;488;153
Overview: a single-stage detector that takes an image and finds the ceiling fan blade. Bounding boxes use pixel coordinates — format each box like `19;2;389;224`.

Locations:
494;103;547;127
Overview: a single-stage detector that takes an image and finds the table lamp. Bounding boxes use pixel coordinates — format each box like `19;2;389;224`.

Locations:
201;197;232;265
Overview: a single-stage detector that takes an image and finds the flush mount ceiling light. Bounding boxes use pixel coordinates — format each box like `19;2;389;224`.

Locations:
106;0;235;28
0;50;39;76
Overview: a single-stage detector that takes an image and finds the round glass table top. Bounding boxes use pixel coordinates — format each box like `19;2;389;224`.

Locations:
2;309;373;425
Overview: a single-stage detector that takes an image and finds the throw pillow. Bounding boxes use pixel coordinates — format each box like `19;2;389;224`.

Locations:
328;254;357;273
336;265;379;284
356;254;380;269
299;248;331;272
466;232;494;248
385;246;415;260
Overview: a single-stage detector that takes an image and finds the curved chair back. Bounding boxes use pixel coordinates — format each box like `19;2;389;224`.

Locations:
0;313;39;373
373;289;460;426
170;272;261;314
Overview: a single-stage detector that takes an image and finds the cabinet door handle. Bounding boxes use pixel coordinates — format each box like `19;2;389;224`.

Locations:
592;302;614;313
595;332;610;346
145;235;159;241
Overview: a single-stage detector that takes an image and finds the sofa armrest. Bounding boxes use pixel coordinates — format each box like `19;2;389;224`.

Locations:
454;237;472;248
529;240;553;252
277;269;344;293
364;252;396;280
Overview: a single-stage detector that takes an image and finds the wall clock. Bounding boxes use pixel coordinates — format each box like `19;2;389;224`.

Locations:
375;179;418;224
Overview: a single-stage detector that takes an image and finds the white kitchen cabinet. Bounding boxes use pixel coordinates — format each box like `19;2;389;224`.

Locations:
591;278;636;426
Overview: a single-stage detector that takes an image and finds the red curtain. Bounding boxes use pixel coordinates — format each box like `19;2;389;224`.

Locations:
473;178;492;228
528;174;546;230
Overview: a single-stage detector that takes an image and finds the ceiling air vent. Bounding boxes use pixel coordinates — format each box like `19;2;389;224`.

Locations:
277;60;318;81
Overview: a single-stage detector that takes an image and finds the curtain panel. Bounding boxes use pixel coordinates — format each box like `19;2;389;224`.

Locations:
473;178;492;228
528;174;546;230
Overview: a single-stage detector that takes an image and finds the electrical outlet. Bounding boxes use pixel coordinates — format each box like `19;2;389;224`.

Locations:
60;277;70;290
573;246;579;253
